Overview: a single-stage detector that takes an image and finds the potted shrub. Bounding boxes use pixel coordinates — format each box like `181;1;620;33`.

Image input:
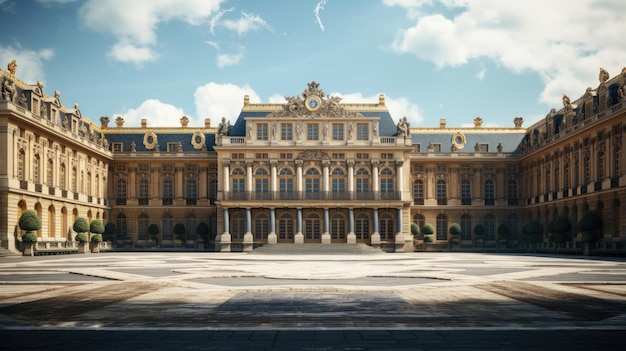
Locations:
422;223;434;250
449;223;461;248
104;222;116;242
19;210;41;256
410;222;420;249
524;219;542;248
148;224;159;247
89;220;105;253
73;217;90;253
173;223;186;247
196;222;209;249
474;224;484;247
579;211;602;255
497;224;510;249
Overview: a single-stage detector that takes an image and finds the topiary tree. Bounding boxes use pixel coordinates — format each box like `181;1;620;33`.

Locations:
73;217;89;235
196;222;209;241
497;223;510;245
148;223;159;245
104;222;116;242
410;222;420;237
75;233;88;243
19;210;41;242
523;219;542;243
422;223;434;235
473;224;485;246
173;223;186;245
449;223;461;236
579;211;602;243
90;233;103;243
549;216;571;243
90;219;105;236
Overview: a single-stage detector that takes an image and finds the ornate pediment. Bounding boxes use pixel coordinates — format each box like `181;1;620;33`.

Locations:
268;81;363;119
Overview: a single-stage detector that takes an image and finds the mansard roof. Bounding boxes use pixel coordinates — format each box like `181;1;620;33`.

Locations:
410;128;526;153
104;130;216;152
228;82;399;137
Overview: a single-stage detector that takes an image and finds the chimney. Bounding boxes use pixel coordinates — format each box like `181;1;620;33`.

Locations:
141;119;147;128
440;118;446;129
205;118;211;128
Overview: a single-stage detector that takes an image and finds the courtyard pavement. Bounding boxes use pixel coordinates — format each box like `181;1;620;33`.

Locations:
0;249;625;350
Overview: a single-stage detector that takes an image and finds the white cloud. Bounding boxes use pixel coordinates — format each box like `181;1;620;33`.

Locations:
78;0;224;64
314;0;328;31
221;11;273;36
216;46;245;68
0;45;54;84
205;41;220;50
388;0;626;108
194;82;260;123
476;68;486;80
114;99;187;127
209;6;234;35
107;41;158;65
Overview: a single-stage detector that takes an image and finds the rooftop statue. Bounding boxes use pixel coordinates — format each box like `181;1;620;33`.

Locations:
397;116;410;137
599;67;609;84
7;59;16;76
217;117;230;136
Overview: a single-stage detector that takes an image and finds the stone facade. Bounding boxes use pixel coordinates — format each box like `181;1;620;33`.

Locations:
0;62;624;254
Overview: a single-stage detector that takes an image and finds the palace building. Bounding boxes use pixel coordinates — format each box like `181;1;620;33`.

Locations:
1;61;625;254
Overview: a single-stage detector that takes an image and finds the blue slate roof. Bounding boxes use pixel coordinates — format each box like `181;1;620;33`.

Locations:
105;132;216;152
229;110;399;137
411;132;525;153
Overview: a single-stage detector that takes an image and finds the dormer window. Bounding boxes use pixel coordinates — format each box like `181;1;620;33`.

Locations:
356;123;368;140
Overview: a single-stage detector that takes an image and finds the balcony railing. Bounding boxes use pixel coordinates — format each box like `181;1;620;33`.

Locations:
138;198;149;205
461;198;471;205
221;191;401;201
507;198;518;206
484;198;495;206
186;198;197;205
162;198;173;205
437;198;447;205
116;198;126;205
414;198;424;205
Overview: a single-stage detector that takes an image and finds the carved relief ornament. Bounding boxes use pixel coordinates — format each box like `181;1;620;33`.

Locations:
268;81;363;119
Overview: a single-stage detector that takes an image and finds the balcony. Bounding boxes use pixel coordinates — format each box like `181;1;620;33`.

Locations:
484;198;495;206
138;198;149;205
221;191;401;202
162;198;173;206
507;198;518;206
186;198;197;205
461;198;471;205
116;198;126;205
437;198;447;205
414;198;425;205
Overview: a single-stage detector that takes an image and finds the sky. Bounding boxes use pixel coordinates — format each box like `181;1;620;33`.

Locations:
1;0;625;129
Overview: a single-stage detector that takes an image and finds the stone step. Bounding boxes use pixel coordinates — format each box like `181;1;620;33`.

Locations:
0;247;21;257
249;243;385;255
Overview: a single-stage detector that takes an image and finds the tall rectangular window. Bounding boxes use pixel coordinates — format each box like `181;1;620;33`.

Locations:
232;178;245;192
461;180;471;205
163;179;173;205
139;179;149;205
356;123;368;140
332;123;344;140
257;123;268;140
279;178;293;192
281;123;292;140
307;124;319;140
332;178;345;193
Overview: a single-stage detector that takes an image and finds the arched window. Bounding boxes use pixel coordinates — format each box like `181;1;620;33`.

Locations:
48;205;55;238
279;168;293;195
116;179;127;205
461;179;471;205
116;213;127;242
138;179;149;205
413;179;424;205
209;179;218;204
255;168;269;193
186;213;197;241
186;179;197;205
95;174;100;198
231;168;245;193
305;168;321;198
355;212;370;240
436;179;447;205
331;168;345;194
47;159;54;187
17;149;25;181
507;214;519;241
380;168;394;193
278;211;294;241
355;168;370;194
436;214;447;240
138;213;149;240
231;211;245;241
86;172;92;196
484;214;495;240
59;163;66;190
33;154;40;184
413;214;425;231
485;179;495;205
331;212;346;241
461;214;472;240
71;167;77;193
507;180;518;205
161;213;173;241
379;211;394;241
163;179;173;205
304;212;321;241
254;212;269;240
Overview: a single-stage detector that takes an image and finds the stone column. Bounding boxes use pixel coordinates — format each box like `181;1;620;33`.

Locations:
396;160;404;200
295;208;304;243
371;208;380;247
222;162;230;192
296;160;303;193
322;208;330;244
268;208;277;244
323;161;330;192
347;208;356;244
220;208;231;252
243;207;253;251
246;161;253;192
175;166;184;199
271;160;278;193
347;161;354;195
372;161;379;192
395;208;405;252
